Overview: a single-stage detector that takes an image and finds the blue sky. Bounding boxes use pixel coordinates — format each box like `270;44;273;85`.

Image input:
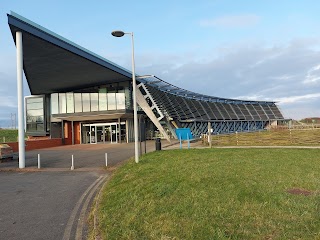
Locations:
1;0;320;127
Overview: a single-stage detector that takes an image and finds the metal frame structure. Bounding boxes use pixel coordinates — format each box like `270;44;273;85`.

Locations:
137;75;284;137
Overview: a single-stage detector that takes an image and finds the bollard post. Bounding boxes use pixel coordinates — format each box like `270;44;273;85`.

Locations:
208;122;212;148
187;133;190;149
105;153;108;167
71;154;74;170
179;134;182;149
236;131;239;146
37;154;41;169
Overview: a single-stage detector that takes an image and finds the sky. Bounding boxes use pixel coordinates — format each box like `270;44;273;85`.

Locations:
0;0;320;127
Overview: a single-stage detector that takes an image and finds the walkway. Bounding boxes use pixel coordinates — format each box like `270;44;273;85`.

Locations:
1;140;173;171
0;140;173;240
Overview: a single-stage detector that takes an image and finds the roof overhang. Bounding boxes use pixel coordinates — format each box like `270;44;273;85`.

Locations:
7;11;132;95
52;112;131;122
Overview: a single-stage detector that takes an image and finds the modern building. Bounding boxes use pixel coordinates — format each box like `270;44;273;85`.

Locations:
7;12;285;145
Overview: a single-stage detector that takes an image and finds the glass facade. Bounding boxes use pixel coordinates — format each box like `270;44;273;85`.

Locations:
74;93;82;112
66;92;74;113
98;88;107;111
50;82;131;114
26;96;45;132
58;93;66;114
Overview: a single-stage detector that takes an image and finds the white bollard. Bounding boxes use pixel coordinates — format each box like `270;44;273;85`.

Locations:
105;153;108;167
37;154;41;169
71;154;74;170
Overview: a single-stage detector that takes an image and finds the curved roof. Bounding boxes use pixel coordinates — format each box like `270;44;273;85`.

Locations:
8;11;275;105
139;75;275;105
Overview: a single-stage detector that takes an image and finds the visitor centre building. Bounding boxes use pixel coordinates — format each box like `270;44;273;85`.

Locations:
7;12;285;145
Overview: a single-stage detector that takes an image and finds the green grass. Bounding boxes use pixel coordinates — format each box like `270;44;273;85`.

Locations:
95;148;320;239
0;129;18;143
207;129;320;146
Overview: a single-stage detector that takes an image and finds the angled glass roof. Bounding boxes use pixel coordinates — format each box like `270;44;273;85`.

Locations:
137;75;275;105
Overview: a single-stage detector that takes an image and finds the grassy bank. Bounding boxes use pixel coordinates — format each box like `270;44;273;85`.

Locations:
95;148;320;239
205;129;320;146
0;129;18;143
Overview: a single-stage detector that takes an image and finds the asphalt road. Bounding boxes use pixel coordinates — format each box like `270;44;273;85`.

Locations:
0;171;106;240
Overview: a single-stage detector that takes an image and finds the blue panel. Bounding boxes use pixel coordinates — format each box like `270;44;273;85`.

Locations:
175;128;194;140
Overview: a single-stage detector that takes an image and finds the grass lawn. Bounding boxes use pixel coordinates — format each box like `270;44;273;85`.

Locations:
95;148;320;239
0;129;18;143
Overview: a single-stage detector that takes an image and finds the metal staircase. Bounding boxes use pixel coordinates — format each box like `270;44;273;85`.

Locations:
136;83;171;142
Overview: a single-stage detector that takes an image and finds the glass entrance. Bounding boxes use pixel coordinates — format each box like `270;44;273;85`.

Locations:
104;126;111;143
111;125;117;143
82;122;124;144
96;126;104;143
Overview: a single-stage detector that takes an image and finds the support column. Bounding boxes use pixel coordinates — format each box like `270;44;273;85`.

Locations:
125;119;129;143
61;120;64;144
71;121;74;145
16;31;25;169
118;118;121;143
208;122;212;148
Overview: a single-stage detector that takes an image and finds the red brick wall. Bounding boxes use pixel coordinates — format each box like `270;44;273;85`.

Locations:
64;121;72;145
7;138;63;152
74;122;81;144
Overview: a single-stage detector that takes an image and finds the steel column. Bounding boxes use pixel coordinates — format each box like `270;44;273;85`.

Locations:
16;31;25;168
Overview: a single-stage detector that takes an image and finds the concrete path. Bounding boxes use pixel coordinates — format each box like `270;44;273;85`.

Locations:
1;140;173;170
0;140;174;240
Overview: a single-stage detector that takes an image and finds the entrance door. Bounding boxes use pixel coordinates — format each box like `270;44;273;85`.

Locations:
82;122;124;144
104;126;111;143
96;126;104;143
111;124;117;143
90;126;96;144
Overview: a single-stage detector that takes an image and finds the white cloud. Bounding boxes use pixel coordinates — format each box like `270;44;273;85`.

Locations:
200;14;260;28
269;74;296;81
303;64;320;84
0;96;17;108
275;93;320;104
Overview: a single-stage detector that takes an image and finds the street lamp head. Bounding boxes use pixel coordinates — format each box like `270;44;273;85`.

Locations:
111;30;125;37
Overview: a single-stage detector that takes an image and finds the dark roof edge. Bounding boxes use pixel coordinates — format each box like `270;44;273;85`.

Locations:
7;11;133;79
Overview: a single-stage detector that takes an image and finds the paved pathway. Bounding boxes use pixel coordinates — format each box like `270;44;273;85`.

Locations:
0;140;174;240
0;171;104;240
1;140;174;170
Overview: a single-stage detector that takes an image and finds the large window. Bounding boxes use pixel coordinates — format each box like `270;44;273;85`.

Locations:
59;93;66;114
66;92;74;113
90;93;99;112
74;93;82;112
82;93;90;112
107;93;116;110
26;96;45;133
50;82;129;114
116;92;125;109
98;88;107;111
51;93;59;114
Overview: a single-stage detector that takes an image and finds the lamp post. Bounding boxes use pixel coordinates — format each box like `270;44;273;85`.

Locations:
111;30;139;163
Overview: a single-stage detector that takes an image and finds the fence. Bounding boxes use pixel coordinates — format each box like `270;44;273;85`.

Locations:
202;128;320;146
